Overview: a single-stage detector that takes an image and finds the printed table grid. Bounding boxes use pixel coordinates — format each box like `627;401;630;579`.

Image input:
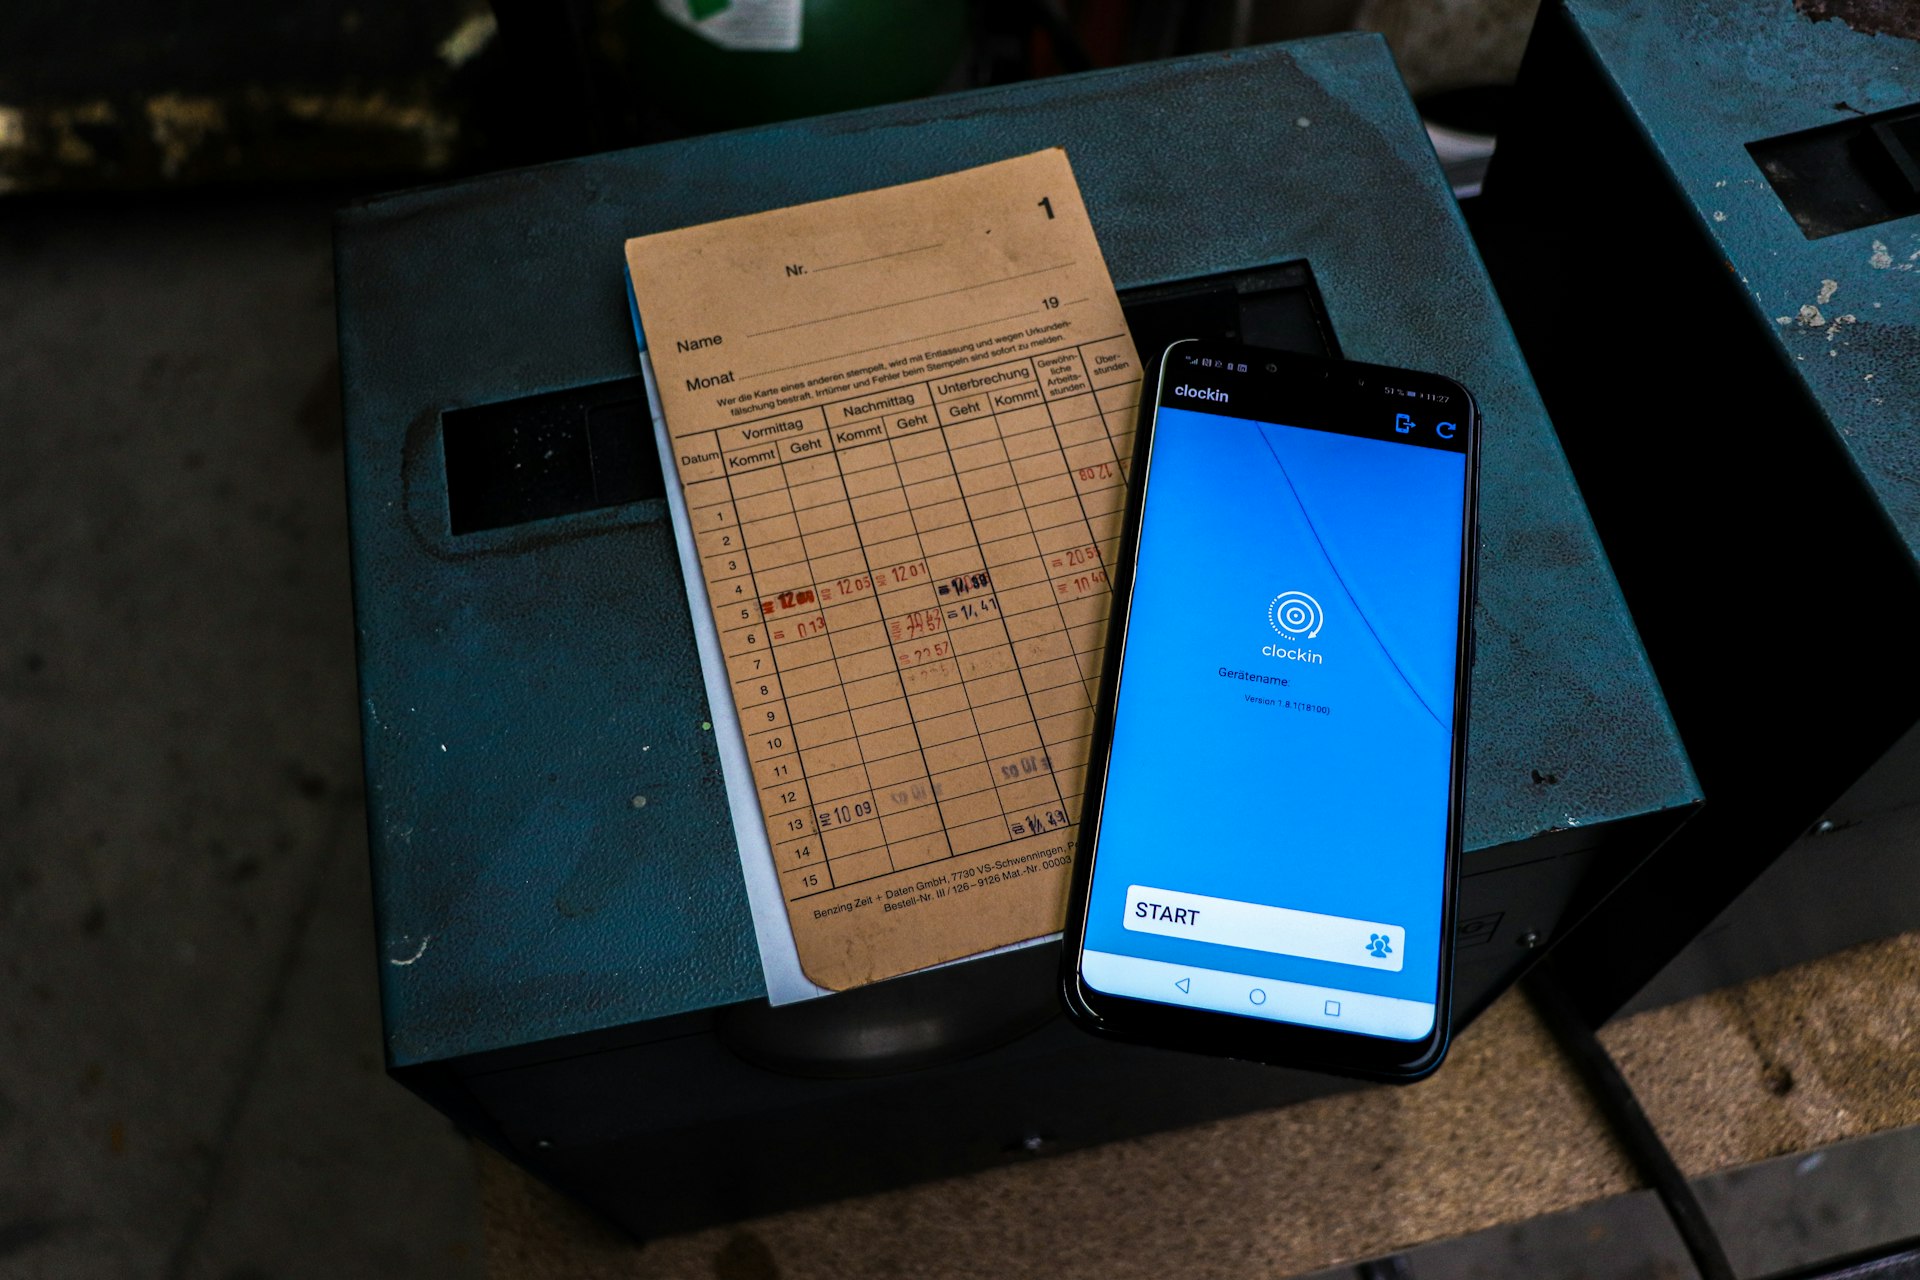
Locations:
678;338;1136;902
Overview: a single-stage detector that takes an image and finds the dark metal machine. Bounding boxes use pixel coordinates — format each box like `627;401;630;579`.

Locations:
336;34;1698;1236
1480;0;1920;1020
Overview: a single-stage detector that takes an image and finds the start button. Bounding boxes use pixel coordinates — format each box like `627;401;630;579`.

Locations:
1122;884;1405;973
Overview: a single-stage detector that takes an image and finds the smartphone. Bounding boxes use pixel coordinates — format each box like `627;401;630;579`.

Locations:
1059;339;1479;1082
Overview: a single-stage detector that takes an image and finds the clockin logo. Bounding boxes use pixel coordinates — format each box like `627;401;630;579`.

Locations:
1268;590;1325;641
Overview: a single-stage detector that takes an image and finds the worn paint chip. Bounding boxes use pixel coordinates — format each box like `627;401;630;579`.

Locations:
1866;241;1914;271
388;935;432;966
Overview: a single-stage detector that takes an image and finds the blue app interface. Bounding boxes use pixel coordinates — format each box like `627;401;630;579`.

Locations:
1080;404;1467;1042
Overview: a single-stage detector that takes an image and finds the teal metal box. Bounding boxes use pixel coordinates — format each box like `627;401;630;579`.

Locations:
336;34;1697;1234
1482;0;1920;1020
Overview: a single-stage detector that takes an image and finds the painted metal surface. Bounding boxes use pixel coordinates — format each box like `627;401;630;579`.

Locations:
1565;0;1920;553
336;33;1698;1068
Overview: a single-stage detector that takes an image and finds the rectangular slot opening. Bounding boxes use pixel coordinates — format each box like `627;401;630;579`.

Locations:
442;265;1334;535
1748;103;1920;239
443;376;665;535
1119;260;1338;371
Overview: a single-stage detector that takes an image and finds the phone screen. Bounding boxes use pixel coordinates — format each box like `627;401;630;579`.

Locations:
1077;356;1471;1043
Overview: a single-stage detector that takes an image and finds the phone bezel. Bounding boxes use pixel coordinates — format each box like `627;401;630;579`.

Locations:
1058;338;1480;1083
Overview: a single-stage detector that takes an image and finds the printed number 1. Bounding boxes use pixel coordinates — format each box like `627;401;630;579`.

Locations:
1038;196;1054;219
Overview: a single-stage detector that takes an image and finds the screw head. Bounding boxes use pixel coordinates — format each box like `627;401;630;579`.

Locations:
1518;930;1542;949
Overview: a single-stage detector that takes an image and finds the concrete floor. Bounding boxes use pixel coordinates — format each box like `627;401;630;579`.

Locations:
1350;1125;1920;1280
0;197;483;1279
6;194;1920;1280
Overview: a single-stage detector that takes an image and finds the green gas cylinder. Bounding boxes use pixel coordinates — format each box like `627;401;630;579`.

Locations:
628;0;970;131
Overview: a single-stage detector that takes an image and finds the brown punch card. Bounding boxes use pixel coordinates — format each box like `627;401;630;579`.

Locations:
626;149;1143;990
